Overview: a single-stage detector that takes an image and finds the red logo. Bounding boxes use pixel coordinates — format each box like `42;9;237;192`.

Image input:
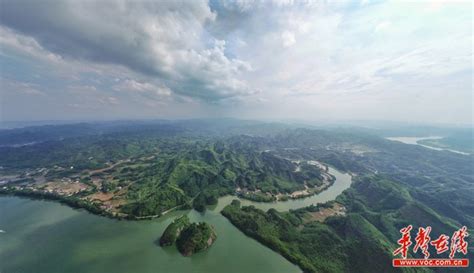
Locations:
392;226;469;268
413;226;431;258
393;225;413;259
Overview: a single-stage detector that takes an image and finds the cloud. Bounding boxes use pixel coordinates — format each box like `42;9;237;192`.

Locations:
0;0;471;124
99;96;120;106
0;26;62;64
1;79;45;96
113;79;172;97
281;31;296;47
0;0;253;101
374;21;391;33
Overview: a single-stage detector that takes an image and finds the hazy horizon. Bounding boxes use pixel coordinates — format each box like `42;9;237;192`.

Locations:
1;117;473;131
1;0;472;124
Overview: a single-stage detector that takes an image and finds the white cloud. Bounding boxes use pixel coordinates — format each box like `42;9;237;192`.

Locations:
0;0;471;123
100;96;120;105
0;0;253;100
1;79;45;96
374;21;391;33
281;31;296;47
113;80;172;97
0;26;62;64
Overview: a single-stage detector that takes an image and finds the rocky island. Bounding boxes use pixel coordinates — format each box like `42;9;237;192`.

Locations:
159;215;217;256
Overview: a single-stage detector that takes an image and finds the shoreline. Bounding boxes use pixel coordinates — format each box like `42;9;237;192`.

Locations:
221;207;314;273
1;167;351;273
0;189;134;220
237;175;336;203
237;160;337;203
0;165;350;222
0;175;339;222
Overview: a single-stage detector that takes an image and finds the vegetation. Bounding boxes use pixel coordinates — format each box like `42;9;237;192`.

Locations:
0;187;114;218
223;175;473;273
1;120;472;271
193;191;219;212
1;122;332;217
159;216;217;256
176;222;217;256
159;215;191;246
239;191;276;202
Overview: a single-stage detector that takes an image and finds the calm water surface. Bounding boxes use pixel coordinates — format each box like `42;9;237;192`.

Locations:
0;167;351;273
386;136;469;155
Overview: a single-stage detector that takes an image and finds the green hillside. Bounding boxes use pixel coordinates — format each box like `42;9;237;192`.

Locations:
222;175;473;273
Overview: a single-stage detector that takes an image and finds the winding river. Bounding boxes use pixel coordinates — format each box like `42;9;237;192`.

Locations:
0;167;351;273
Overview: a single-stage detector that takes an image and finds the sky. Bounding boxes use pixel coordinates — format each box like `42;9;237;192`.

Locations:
0;0;472;125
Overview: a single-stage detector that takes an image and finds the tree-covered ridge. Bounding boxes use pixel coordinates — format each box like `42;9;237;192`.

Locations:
159;215;191;246
0;123;330;218
176;222;217;256
1;121;472;221
159;215;217;256
222;175;473;273
0;123;471;220
118;142;325;217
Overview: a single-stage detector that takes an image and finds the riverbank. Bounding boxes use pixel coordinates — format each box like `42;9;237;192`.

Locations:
1;166;352;273
1;166;351;221
221;202;316;273
236;161;337;203
220;175;398;273
217;167;352;212
0;187;191;221
0;187;118;218
237;176;335;203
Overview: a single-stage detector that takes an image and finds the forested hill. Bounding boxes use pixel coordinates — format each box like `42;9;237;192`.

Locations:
223;174;474;273
0;120;472;221
1;120;472;272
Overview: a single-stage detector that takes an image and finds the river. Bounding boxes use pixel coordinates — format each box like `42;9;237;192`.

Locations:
0;167;351;273
386;136;469;155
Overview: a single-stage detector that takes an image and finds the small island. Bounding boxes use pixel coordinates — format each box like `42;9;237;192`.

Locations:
159;215;191;246
159;215;217;256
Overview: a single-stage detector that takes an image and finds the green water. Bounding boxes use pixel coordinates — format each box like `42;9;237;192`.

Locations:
225;167;353;211
0;168;351;273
